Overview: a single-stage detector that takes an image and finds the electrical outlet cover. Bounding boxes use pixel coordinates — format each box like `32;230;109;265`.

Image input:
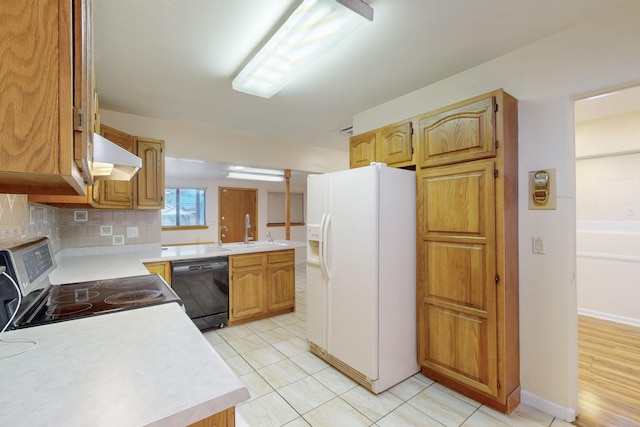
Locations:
127;226;139;238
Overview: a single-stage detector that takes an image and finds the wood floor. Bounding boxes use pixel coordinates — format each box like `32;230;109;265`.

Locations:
575;315;640;427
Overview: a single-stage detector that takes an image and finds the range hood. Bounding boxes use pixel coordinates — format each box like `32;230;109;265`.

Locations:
91;132;142;181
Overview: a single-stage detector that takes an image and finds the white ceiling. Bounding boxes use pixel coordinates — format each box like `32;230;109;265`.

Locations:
93;0;635;180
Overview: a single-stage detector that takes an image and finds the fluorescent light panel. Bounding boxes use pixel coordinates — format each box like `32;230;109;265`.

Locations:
227;171;284;182
232;0;372;98
230;166;284;175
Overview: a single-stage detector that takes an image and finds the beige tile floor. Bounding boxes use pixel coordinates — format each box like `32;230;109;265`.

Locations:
203;267;572;427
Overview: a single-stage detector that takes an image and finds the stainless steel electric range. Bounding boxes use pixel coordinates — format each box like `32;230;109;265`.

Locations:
0;238;182;329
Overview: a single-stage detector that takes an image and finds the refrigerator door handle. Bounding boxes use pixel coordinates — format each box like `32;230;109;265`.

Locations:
319;213;328;278
321;213;331;281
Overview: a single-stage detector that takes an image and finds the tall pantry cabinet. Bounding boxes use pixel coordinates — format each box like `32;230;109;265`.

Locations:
416;90;519;413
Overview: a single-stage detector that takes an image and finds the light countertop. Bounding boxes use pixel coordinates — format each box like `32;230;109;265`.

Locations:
50;240;304;284
0;303;250;426
0;240;303;426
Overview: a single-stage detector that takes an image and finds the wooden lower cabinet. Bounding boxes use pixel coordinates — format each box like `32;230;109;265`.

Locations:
143;261;171;286
266;251;295;311
228;250;295;326
187;407;235;427
416;89;519;413
229;253;265;322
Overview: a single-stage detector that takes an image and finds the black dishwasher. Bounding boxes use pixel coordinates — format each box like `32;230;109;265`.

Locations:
171;257;228;330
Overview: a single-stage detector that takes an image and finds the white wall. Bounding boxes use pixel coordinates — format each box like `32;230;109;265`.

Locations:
576;111;640;158
99;110;348;174
352;1;640;421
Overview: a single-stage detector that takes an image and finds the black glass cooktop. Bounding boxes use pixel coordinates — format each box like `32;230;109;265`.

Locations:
15;274;182;329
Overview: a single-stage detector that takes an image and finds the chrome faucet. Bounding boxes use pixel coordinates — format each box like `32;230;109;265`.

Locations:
267;230;273;243
218;225;228;247
244;214;251;244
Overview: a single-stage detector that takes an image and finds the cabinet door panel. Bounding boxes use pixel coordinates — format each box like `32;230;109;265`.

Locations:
349;131;376;169
98;125;134;207
144;261;171;286
418;96;495;168
135;138;165;209
417;160;497;397
379;120;413;165
230;259;265;321
425;306;492;390
267;262;294;311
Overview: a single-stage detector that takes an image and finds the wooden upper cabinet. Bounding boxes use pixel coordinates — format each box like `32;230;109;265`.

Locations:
349;130;377;169
0;0;92;195
135;137;165;209
96;125;135;208
73;0;94;182
378;120;414;166
30;124;166;209
417;95;496;168
349;119;415;169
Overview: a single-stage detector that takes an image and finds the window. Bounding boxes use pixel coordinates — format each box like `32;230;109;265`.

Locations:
267;192;304;225
162;188;206;227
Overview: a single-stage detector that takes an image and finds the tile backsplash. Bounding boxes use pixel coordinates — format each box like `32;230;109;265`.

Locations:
57;208;160;249
0;194;58;250
0;194;161;250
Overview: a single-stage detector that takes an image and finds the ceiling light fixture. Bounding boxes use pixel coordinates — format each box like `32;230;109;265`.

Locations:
232;0;373;98
230;166;285;175
227;171;285;182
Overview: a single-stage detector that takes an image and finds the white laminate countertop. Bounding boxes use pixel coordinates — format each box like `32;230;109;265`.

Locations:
49;240;304;284
0;303;250;427
0;240;307;425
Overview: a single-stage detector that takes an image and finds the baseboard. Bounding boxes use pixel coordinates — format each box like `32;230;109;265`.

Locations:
577;308;640;327
521;389;576;422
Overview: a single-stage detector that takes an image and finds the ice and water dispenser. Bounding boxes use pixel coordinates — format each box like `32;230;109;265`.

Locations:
307;224;321;265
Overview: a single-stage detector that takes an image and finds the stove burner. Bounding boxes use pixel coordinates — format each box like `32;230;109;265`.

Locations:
47;303;93;319
51;291;99;304
104;289;164;305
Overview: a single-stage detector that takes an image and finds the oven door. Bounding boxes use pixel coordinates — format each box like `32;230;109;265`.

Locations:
171;258;229;330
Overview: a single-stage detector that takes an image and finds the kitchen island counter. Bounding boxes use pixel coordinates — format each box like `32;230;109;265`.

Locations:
49;240;304;284
0;302;249;427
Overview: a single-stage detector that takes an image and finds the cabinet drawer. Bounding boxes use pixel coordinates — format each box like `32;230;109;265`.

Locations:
267;250;294;264
231;253;265;268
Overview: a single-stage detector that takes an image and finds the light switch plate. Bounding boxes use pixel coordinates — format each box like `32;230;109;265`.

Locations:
532;236;544;254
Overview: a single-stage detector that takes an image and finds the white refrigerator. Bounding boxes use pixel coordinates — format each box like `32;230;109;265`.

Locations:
306;163;419;394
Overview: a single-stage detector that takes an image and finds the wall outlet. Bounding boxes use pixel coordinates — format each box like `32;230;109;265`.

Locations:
127;226;139;238
100;225;113;236
113;235;125;246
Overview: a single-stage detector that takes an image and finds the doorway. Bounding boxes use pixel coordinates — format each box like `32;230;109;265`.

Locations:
574;85;640;426
218;187;258;243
